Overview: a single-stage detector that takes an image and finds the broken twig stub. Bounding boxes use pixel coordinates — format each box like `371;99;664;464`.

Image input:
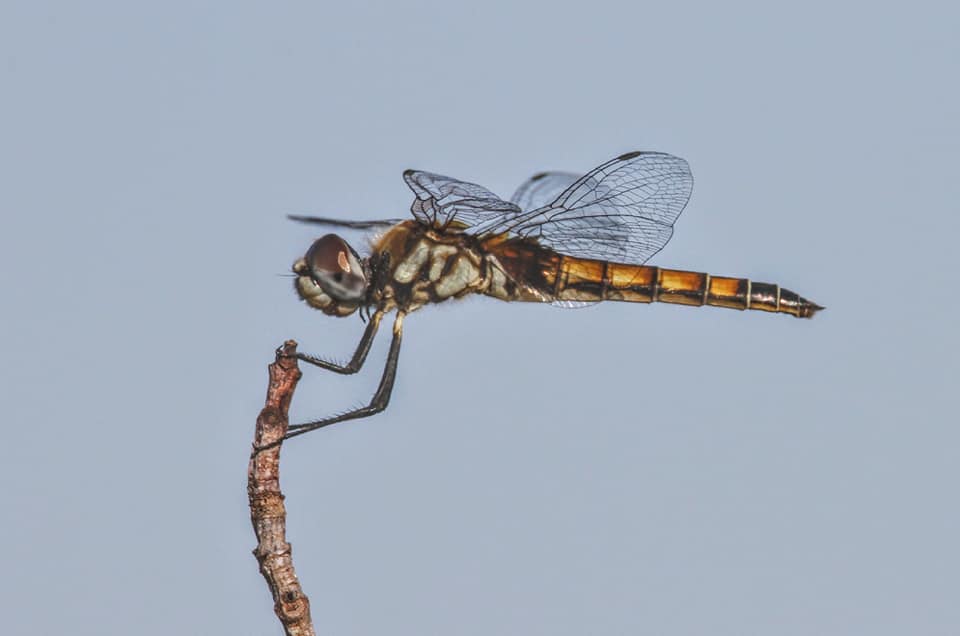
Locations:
248;341;315;636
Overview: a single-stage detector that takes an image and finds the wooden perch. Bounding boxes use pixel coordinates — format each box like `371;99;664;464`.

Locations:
248;341;315;636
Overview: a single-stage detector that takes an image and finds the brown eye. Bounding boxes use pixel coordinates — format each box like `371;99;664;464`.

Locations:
304;234;367;303
306;235;351;273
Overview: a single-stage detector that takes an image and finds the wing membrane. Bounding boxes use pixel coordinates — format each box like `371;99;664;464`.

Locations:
403;151;693;265
510;172;580;212
287;215;403;229
403;169;520;230
498;152;693;264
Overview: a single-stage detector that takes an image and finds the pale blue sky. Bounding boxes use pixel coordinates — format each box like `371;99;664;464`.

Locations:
2;2;958;634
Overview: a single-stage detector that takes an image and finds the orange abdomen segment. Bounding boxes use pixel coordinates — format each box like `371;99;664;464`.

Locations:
557;258;822;318
486;239;821;318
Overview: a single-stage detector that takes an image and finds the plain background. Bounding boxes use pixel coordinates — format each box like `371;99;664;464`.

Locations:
2;2;958;634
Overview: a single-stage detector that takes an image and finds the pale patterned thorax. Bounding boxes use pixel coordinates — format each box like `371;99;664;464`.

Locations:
369;223;517;314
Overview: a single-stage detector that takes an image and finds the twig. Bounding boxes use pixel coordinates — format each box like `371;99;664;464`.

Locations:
248;341;315;636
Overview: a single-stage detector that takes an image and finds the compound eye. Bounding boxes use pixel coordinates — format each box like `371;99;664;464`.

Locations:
305;234;366;302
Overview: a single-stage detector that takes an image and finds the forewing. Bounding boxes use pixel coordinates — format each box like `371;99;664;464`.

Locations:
510;172;580;212
286;215;404;257
287;215;403;230
403;169;521;230
498;152;693;264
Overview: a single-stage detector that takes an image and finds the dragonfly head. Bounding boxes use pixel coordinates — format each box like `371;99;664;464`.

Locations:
293;234;368;317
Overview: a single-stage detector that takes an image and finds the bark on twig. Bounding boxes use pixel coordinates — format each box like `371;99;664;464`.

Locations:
248;341;315;636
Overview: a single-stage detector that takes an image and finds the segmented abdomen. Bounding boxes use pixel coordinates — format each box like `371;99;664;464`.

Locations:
488;240;822;319
561;259;821;318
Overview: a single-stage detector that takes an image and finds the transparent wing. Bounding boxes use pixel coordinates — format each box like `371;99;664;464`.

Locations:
551;299;600;309
510;172;580;212
403;169;521;230
496;152;693;264
287;215;403;230
287;215;403;256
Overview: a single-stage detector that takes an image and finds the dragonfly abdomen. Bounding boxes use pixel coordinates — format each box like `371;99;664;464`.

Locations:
556;259;822;318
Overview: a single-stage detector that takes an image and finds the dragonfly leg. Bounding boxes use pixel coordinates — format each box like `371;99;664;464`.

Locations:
281;312;405;441
289;310;384;375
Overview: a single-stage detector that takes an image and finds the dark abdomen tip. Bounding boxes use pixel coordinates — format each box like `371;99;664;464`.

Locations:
799;301;825;319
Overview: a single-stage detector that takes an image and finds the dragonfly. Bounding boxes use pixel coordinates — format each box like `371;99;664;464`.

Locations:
283;151;822;440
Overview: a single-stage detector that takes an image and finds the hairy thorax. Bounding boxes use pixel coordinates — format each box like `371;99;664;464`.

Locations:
369;222;524;313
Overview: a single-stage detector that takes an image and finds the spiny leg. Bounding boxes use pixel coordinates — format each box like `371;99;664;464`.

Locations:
282;312;405;441
294;310;384;375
